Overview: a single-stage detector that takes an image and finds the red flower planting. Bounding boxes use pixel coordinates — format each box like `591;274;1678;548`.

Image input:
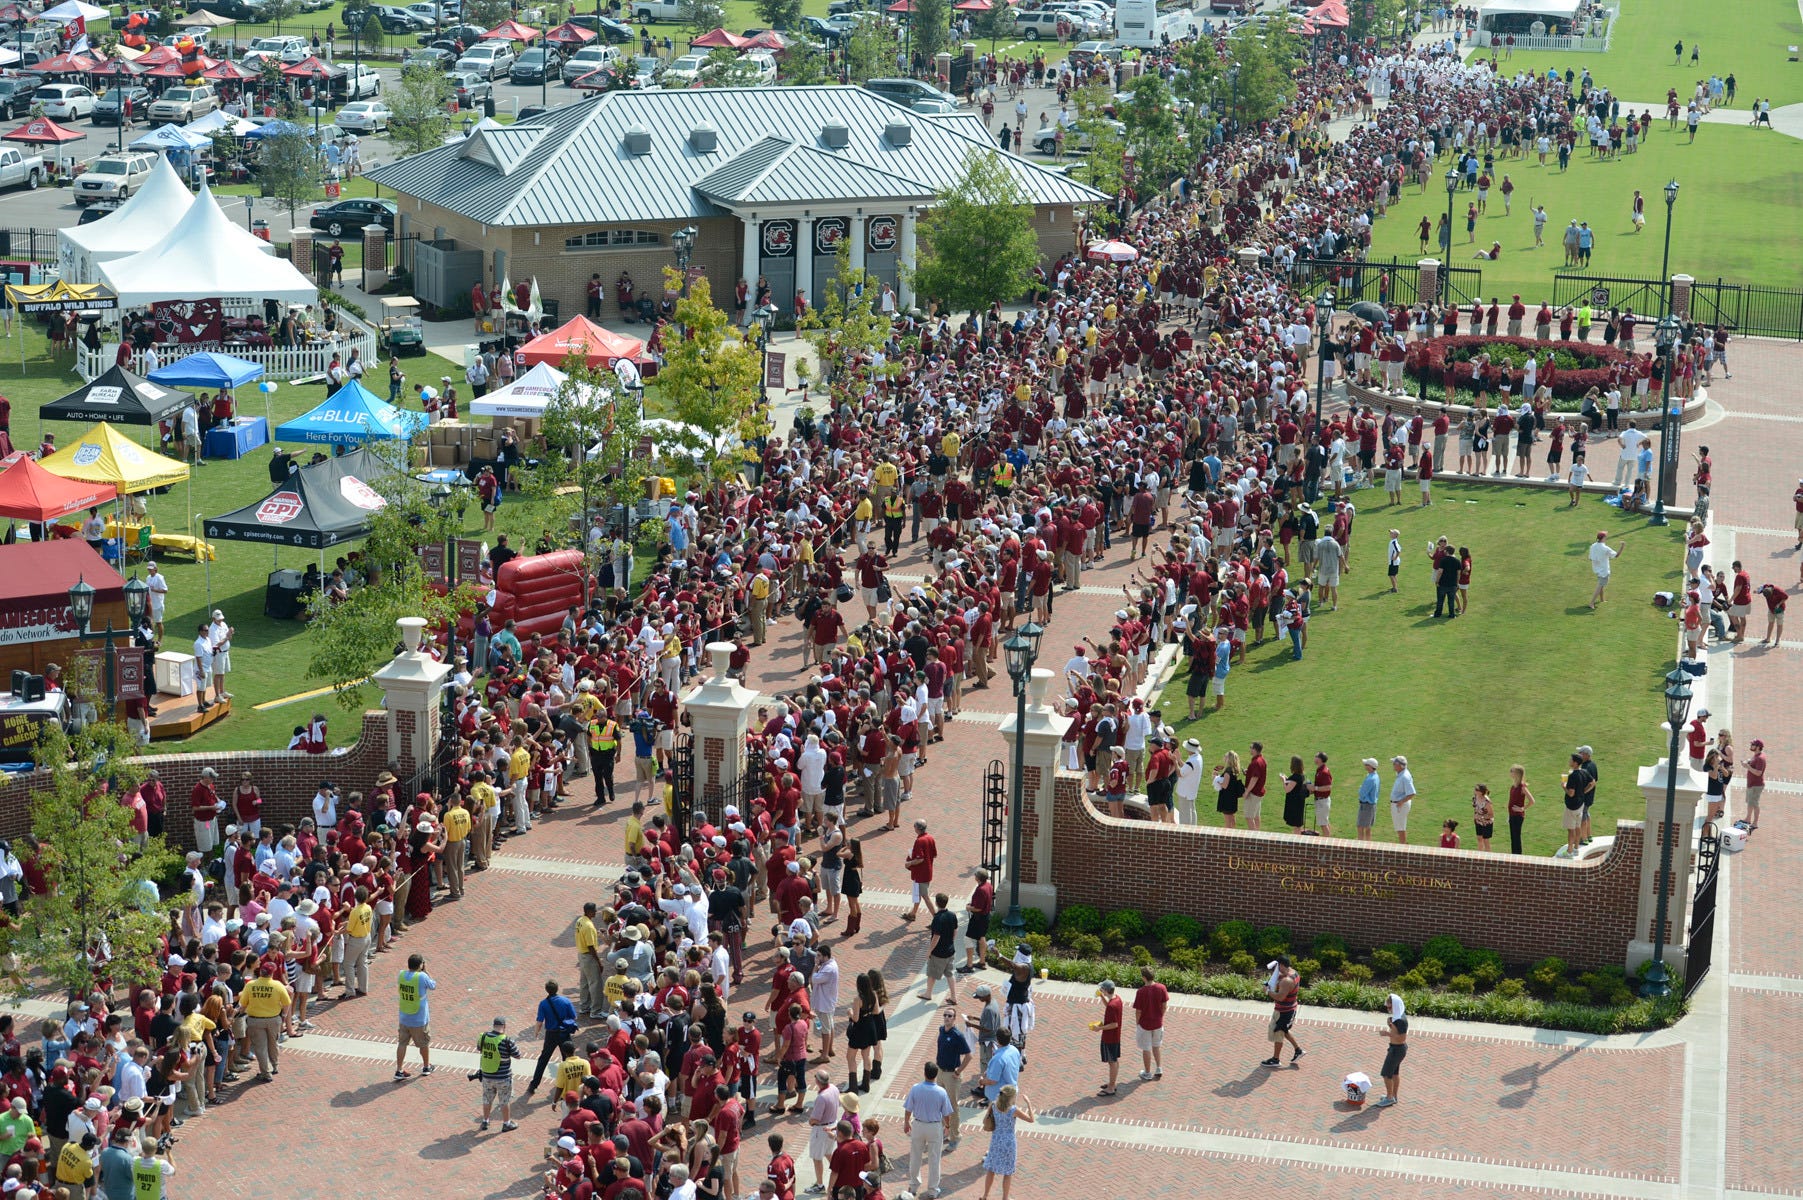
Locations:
1404;335;1638;401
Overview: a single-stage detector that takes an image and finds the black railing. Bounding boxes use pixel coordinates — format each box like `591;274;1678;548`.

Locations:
1552;272;1803;340
1684;830;1720;1001
670;730;694;830
0;227;60;264
700;746;766;832
1287;256;1483;310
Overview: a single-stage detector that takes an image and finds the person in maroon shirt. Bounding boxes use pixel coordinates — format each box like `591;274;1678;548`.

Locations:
1243;744;1268;832
902;819;935;922
961;867;994;973
1131;964;1169;1079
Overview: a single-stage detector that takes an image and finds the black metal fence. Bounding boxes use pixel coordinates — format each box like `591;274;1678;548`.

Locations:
1552;273;1803;340
0;227;61;264
670;733;766;831
1684;829;1720;1001
1288;257;1484;308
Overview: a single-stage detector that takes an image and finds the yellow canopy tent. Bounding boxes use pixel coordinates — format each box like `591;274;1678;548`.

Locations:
4;280;117;374
38;422;209;566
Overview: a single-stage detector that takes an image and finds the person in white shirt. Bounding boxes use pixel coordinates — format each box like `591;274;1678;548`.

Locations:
1587;531;1619;608
312;782;338;830
191;622;214;713
143;562;169;639
206;609;233;704
797;734;828;829
1615;421;1647;488
1174;738;1205;825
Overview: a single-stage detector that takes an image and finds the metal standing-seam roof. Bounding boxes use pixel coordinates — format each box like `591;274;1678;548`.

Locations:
368;86;1103;227
694;136;940;206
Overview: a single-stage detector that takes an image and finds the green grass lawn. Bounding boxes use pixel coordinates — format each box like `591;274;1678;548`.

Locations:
1157;480;1684;856
1500;0;1803;109
1364;122;1803;303
0;322;569;755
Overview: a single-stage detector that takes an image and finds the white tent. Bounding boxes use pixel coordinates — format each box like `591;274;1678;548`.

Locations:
98;183;317;307
35;0;108;22
184;110;260;137
470;360;567;417
1477;0;1580;18
131;124;211;152
57;155;195;283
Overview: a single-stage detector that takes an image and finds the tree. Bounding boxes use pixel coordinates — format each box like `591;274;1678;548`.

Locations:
753;0;803;30
779;35;830;84
679;0;727;36
1169;36;1225;145
387;63;454;159
700;45;763;85
1115;71;1186;189
258;124;322;225
799;244;904;402
841;11;899;82
971;1;1011;54
655;270;768;479
908;0;949;71
1349;0;1405;41
265;0;300;35
1;721;180;999
911;149;1042;322
351;14;388;56
1069;82;1128;196
463;0;511;31
305;439;477;705
1225;20;1302;125
524;351;657;561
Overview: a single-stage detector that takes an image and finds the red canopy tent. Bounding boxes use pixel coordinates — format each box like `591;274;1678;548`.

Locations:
86;56;141;79
1306;0;1349;26
3;117;84;144
145;56;220;79
543;20;596;44
953;0;992;10
517;315;649;369
742;30;787;49
28;51;98;74
0;5;25;22
131;45;180;66
280;55;338;79
0;454;116;522
690;27;748;47
483;18;540;41
203;60;257;82
886;0;915;10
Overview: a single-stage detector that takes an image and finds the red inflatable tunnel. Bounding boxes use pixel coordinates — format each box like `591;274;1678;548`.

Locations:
457;549;587;640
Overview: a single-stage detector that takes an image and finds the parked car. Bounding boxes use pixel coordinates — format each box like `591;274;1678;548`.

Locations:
92;85;152;126
561;43;619;83
801;15;843;44
908;95;960;114
416;18;482;44
410;45;457;69
364;4;432;32
335;100;392;131
629;0;682;20
0;148;43;192
0;78;41;120
189;0;270;17
659;52;706;85
34;82;95;120
456;42;516;79
1029;117;1122;154
628;54;662;87
147;84;219;122
242;34;309;64
402;0;459;25
75;150;157;206
862;77;952;107
309;197;397;236
509;45;562;82
448;69;491;108
593;15;634;42
737;50;777;84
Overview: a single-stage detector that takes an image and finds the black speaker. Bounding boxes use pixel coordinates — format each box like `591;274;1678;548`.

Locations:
9;670;24;697
21;675;44;703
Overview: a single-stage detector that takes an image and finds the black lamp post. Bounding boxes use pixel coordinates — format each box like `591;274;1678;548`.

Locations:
1314;289;1335;429
1651;312;1683;522
671;223;698;298
67;573;151;725
1659;179;1679;313
1227;64;1240;134
1641;667;1693;998
1443;166;1458;256
754;301;777;394
999;617;1044;934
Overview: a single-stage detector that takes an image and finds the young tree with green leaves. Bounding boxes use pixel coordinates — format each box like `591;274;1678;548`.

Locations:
679;0;728;36
908;0;949;70
700;46;764;85
258;125;323;225
1069;82;1128;196
970;1;1011;55
841;12;899;82
387;63;455;159
753;0;803;30
911;149;1042;324
798;244;903;403
1225;20;1301;124
2;721;179;999
265;0;300;35
779;36;830;84
1115;71;1186;190
523;351;656;565
463;0;511;32
655;270;769;480
305;439;477;706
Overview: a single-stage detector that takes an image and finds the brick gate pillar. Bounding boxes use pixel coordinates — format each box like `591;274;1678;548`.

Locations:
1627;745;1706;976
1669;273;1694;320
1417;257;1441;304
684;642;756;810
370;617;452;778
996;667;1071;920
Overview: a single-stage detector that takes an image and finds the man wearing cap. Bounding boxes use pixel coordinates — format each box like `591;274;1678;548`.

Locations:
342;885;374;998
240;961;290;1080
1389;756;1416;844
205;608;233;705
475;1016;522;1133
1588;530;1620;609
442;793;471;900
395;952;436;1081
574;903;606;1020
189;768;223;855
1174;739;1206;826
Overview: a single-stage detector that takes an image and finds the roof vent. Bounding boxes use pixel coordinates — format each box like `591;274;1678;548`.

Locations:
689;123;718;153
623;125;651;156
820;121;850;150
883;119;912;147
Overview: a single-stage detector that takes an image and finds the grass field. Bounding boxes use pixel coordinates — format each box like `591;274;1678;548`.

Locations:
1157;480;1685;856
1502;0;1803;110
1364;122;1803;303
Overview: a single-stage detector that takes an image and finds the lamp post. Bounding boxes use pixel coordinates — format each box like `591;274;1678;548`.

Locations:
1659;179;1679;313
999;617;1044;934
66;573;151;725
671;223;698;298
754;301;777;393
1227;64;1240;134
1651;312;1683;522
1641;667;1694;998
1443;167;1458;256
1313;289;1335;429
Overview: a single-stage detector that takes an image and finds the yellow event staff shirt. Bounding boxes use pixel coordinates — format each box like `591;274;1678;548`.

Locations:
509;747;531;785
345;903;374;939
575;916;600;956
241;976;292;1018
624;813;646;857
872;462;899;490
470;781;499;813
553;1055;591;1096
443;806;471;842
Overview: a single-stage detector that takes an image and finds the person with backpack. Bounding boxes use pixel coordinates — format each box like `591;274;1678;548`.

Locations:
521;979;579;1100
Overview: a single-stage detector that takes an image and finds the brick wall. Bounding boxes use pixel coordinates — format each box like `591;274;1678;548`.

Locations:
0;712;398;851
505;216;741;331
1049;777;1643;969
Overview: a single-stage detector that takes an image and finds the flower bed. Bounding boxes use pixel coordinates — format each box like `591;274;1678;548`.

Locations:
1405;335;1637;406
997;907;1685;1034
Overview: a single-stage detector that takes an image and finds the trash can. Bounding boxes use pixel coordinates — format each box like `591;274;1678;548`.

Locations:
482;95;495;118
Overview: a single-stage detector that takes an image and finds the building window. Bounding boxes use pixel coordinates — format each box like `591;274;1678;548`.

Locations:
564;230;664;251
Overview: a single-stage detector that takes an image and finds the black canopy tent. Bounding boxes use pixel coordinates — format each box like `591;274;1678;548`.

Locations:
38;365;194;427
203;447;396;550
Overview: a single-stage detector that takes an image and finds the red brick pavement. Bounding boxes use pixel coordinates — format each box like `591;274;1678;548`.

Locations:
1726;987;1803;1195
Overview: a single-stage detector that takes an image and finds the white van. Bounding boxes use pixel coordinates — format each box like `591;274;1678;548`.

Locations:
738;50;777;83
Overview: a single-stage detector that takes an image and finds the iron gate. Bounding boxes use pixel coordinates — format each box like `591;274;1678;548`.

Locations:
980;758;1006;873
1289;257;1482;308
1684;829;1720;1001
1550;273;1667;317
1552;273;1803;339
671;730;694;831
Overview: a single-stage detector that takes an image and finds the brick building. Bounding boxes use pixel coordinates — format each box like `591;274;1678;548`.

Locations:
366;85;1102;324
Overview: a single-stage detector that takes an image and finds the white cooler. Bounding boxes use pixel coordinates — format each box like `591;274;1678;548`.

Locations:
1721;825;1749;853
154;652;197;697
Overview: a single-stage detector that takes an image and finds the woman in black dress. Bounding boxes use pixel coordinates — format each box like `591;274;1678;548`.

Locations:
845;971;879;1093
840;837;864;937
1283;755;1310;834
863;967;889;1081
1215;750;1245;829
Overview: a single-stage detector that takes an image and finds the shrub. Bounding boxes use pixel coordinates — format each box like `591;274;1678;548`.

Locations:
1310;932;1350;958
1067;932;1105;958
1494;977;1527;999
1467;949;1505;987
1130;945;1156;967
1527;956;1568;997
1314;945;1348;972
1340;962;1375;983
1211;919;1257;957
1018;907;1050;935
1579;969;1635;1007
1152;913;1206;949
1100;928;1126;950
1163;936;1192;954
1021;933;1053;958
1396;968;1429;990
1255;925;1293;958
1379;942;1417;968
1555;983;1594;1006
1295;958;1321;980
1057;904;1104;937
1447;973;1477;994
1419;935;1468;975
1369;947;1406;976
1412;957;1446;986
1103;909;1150;941
1169;946;1208;972
1404;334;1635;404
1227;950;1259;977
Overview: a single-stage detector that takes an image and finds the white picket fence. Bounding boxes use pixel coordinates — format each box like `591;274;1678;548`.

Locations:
75;308;380;384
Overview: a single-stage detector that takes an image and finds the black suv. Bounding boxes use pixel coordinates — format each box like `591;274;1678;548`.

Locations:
0;79;41;119
92;85;153;125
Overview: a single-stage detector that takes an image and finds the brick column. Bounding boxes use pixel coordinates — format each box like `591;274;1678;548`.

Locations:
1627;744;1705;975
1669;273;1694;320
370;617;451;777
683;642;756;808
1417;257;1441;305
289;227;314;283
362;223;389;293
996;667;1070;919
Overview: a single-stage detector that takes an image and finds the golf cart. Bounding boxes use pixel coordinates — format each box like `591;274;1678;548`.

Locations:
379;295;425;356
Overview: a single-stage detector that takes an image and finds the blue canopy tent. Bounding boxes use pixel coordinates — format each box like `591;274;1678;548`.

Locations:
275;380;427;447
243;120;309;141
131;124;210;152
149;348;272;430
